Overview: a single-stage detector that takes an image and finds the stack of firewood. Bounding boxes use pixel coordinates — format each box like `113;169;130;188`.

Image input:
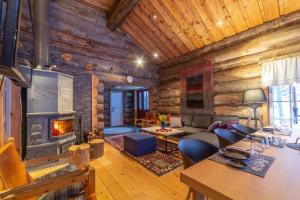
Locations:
84;130;104;142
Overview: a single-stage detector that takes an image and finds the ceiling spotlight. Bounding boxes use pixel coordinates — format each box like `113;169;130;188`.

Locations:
217;20;223;26
136;57;144;66
153;52;158;58
152;14;157;20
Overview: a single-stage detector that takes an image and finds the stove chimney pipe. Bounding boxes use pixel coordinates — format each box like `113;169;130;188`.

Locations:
33;0;49;68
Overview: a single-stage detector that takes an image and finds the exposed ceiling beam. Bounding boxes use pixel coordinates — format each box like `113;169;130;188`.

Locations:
107;0;140;31
160;10;300;68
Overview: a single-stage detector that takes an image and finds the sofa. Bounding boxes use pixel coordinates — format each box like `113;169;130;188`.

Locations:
176;114;239;148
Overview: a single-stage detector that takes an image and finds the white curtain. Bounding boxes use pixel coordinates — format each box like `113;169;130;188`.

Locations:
261;56;300;86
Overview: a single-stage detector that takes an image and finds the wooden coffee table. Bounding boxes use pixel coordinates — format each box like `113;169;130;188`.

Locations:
141;126;185;153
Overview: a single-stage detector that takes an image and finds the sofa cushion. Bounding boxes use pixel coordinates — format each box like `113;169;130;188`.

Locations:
191;115;212;128
176;126;207;134
182;114;193;126
213;116;239;124
183;132;219;148
170;116;183;128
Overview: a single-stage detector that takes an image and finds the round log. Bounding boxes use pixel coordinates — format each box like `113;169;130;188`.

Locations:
88;139;104;159
69;144;90;168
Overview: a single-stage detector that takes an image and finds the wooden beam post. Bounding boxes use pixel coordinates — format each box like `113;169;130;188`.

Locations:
107;0;140;31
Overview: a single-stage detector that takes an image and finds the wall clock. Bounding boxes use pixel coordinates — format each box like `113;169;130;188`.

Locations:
127;76;133;83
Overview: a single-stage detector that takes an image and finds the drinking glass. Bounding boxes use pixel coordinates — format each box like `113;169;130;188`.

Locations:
250;137;268;171
272;135;282;146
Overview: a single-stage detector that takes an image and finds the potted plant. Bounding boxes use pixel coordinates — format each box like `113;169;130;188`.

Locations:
159;114;166;130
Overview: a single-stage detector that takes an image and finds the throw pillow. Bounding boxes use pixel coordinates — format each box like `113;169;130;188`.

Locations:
220;123;228;129
170;116;183;128
207;121;222;133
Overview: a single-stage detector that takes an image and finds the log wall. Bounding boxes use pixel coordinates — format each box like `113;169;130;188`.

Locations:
158;23;300;127
17;0;158;134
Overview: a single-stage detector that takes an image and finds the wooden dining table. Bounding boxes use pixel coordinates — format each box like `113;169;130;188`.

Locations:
180;133;300;200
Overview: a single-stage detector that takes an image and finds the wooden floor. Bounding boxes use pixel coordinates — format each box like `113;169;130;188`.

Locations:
90;143;189;200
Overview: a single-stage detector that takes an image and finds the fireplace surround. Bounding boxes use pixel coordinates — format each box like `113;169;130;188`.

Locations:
22;67;76;159
26;112;76;158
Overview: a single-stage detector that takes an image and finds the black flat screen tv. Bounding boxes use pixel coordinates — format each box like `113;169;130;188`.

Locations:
0;0;30;88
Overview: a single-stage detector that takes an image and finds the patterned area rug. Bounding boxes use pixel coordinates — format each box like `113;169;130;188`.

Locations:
105;135;183;176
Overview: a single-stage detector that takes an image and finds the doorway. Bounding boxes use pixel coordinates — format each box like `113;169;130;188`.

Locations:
136;89;150;119
110;90;123;127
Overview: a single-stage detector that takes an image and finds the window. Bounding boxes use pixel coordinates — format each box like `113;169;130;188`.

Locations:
270;84;300;128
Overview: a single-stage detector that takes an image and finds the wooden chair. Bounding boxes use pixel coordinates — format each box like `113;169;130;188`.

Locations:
134;112;157;128
144;112;157;127
0;138;96;200
134;117;147;128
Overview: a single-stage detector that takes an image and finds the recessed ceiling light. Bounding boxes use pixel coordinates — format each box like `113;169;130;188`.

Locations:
153;52;158;58
217;20;223;26
152;14;157;20
136;57;144;66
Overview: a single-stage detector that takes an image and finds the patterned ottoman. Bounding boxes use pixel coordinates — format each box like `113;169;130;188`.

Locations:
124;133;157;157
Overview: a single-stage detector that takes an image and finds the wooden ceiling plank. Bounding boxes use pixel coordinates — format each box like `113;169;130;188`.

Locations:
139;2;189;54
107;0;140;31
280;0;300;15
149;0;196;51
258;0;280;21
133;5;182;57
220;0;248;32
173;0;214;45
160;10;300;68
217;0;241;33
267;0;280;19
160;0;204;48
238;0;264;27
189;0;224;41
278;0;285;14
257;0;267;21
127;12;175;60
122;20;168;62
167;0;205;46
200;0;235;37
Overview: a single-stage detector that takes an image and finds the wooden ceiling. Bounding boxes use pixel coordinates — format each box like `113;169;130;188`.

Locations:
80;0;300;64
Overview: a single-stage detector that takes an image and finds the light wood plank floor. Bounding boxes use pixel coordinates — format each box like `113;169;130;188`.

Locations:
90;143;189;200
